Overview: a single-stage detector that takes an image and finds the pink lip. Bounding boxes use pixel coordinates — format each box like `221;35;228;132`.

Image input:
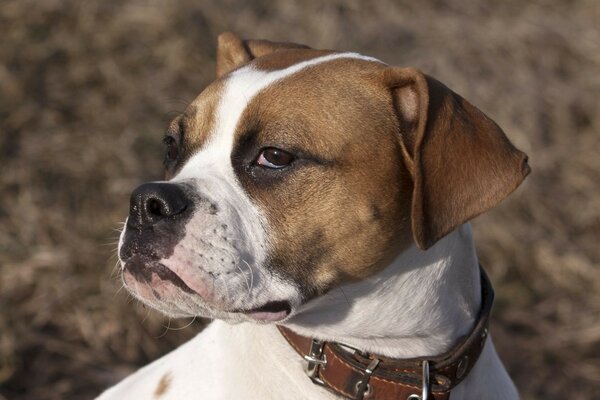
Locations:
245;310;290;322
160;259;214;300
237;300;292;322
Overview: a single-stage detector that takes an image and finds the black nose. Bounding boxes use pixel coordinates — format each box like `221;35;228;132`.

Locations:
129;182;189;227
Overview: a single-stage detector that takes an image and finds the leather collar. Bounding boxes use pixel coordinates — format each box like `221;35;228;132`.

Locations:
278;266;494;400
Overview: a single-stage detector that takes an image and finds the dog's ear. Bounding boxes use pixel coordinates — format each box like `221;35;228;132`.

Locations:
384;67;530;250
216;32;311;78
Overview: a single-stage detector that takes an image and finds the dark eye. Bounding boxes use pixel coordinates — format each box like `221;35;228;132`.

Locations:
163;135;179;163
256;147;294;169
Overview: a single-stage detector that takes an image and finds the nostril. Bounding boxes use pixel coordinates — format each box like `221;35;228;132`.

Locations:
146;197;164;217
129;182;190;227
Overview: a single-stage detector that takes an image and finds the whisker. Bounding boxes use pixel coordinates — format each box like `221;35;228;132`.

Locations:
219;274;231;304
165;97;192;109
168;316;197;331
141;303;152;323
242;259;255;294
156;317;173;339
114;285;125;297
110;259;122;278
237;262;251;295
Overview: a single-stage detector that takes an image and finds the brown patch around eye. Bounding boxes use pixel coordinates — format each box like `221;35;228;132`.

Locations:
153;372;172;398
231;57;414;300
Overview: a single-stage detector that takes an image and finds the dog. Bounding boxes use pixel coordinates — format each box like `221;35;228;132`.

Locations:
97;32;529;400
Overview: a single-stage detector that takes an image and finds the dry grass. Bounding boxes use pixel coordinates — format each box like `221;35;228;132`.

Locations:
1;1;599;399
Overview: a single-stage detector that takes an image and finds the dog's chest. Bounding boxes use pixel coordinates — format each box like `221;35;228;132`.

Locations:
98;321;332;400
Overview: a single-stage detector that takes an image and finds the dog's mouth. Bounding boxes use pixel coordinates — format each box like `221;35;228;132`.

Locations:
123;257;196;293
234;300;292;322
122;255;292;322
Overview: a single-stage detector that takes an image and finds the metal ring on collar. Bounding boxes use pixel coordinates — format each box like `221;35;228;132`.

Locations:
354;358;380;400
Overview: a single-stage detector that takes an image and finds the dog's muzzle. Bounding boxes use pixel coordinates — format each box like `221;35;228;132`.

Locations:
119;181;194;278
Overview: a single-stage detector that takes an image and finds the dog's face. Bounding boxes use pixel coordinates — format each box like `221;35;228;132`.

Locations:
118;33;529;322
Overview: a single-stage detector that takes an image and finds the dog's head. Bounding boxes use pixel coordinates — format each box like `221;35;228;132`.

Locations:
118;33;529;322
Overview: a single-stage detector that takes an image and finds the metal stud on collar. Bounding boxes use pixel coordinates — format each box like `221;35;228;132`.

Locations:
407;360;430;400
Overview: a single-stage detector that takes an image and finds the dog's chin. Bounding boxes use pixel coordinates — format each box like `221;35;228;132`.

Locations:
124;290;294;325
155;301;294;324
121;256;294;324
229;300;293;323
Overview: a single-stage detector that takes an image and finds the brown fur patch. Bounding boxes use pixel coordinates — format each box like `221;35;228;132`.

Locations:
153;372;172;398
164;79;224;180
230;57;414;297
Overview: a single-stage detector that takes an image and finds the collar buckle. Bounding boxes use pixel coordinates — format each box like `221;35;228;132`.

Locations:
304;338;326;385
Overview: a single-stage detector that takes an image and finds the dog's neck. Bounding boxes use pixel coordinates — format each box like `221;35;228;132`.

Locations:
284;224;482;359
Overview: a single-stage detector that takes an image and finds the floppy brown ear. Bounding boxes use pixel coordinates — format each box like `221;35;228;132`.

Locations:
384;67;530;250
216;32;311;78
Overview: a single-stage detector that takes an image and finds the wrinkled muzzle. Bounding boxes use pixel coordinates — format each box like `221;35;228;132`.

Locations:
118;175;298;322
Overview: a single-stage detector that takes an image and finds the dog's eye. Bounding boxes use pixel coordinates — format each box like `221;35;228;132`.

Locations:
256;147;294;169
163;135;179;163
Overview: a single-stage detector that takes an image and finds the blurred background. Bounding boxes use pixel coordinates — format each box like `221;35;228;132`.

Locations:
0;0;599;399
